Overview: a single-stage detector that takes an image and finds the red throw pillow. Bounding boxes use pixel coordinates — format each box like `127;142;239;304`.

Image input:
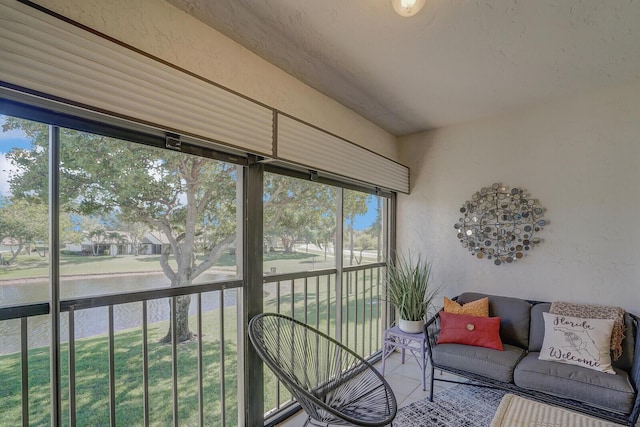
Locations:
437;311;503;351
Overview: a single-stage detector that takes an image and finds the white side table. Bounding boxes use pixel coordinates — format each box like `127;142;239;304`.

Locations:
381;326;428;390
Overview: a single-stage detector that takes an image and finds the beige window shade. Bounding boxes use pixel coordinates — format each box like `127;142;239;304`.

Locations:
0;1;409;193
277;114;409;194
0;0;273;156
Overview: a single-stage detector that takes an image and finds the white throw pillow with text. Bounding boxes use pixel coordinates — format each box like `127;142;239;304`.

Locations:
539;312;615;374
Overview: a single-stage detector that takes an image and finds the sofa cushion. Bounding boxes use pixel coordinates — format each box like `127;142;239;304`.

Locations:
457;292;531;348
514;352;636;414
529;302;551;352
432;343;525;383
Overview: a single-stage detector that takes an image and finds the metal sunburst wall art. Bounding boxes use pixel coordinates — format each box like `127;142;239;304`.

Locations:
454;183;547;265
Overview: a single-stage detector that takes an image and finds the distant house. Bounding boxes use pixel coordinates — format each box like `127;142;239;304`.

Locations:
78;231;133;256
140;232;171;255
61;231;171;256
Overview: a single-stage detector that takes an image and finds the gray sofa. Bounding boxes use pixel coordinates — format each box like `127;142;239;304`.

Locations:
424;292;640;426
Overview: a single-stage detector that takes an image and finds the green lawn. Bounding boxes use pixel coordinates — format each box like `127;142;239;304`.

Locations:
0;246;378;282
0;253;172;281
1;305;241;426
0;250;335;282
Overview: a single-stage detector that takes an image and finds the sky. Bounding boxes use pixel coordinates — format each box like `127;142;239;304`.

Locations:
0;115;30;196
352;196;378;231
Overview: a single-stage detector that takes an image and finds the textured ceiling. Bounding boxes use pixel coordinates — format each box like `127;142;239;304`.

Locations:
166;0;640;136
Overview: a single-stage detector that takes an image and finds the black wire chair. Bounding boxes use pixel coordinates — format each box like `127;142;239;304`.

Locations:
249;313;397;426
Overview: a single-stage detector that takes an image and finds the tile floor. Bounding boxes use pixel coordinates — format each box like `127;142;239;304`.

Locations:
277;349;459;426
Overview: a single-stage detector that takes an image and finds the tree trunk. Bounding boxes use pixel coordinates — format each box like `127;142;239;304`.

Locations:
34;245;47;257
349;218;355;266
376;197;382;262
5;243;23;264
282;237;293;253
160;294;193;343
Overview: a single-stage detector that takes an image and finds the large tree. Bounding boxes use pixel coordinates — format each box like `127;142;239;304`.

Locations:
0;197;48;264
3;118;375;342
343;191;370;266
262;176;371;264
263;173;337;254
3;118;237;343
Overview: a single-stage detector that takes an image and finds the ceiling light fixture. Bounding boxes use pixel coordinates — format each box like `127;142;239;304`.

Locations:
392;0;426;17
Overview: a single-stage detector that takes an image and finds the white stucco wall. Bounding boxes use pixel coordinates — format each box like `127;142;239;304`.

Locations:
30;0;398;161
398;81;640;315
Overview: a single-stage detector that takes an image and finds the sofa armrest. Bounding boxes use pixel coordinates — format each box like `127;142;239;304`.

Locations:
424;312;441;361
629;313;640;425
425;295;461;361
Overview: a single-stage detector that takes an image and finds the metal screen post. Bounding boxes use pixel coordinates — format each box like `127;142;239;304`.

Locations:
383;195;396;329
20;318;29;427
235;165;246;426
335;188;344;341
243;157;264;426
49;125;61;427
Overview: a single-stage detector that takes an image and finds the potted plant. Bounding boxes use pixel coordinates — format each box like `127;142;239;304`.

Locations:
384;253;440;334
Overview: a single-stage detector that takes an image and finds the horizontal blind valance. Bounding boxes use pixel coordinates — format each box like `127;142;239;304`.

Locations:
0;0;273;156
277;114;409;193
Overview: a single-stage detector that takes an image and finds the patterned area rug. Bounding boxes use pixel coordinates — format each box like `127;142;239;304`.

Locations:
394;385;507;426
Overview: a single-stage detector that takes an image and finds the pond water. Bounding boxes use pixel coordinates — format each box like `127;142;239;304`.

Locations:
0;273;237;354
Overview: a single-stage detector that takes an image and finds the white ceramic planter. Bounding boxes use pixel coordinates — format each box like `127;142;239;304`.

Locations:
398;319;424;334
